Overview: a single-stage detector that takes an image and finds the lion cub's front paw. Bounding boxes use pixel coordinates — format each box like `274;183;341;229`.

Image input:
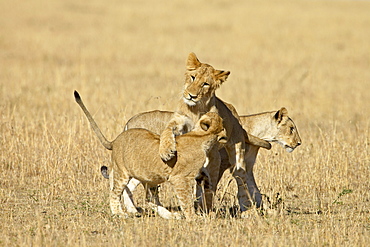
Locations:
159;131;177;161
159;143;177;161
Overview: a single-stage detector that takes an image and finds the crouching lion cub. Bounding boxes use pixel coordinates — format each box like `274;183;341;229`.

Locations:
74;91;227;219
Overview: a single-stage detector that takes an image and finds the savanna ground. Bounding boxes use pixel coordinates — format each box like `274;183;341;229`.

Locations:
1;0;369;246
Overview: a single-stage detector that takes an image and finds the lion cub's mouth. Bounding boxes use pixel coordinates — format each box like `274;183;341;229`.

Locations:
217;136;228;144
183;97;197;106
284;145;294;153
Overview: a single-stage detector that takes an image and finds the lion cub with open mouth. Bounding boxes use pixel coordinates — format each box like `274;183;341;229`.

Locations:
74;91;227;219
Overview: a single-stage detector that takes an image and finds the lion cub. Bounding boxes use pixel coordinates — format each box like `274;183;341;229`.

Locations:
74;91;227;219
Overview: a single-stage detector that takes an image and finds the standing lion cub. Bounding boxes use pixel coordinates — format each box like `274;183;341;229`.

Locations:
74;91;227;219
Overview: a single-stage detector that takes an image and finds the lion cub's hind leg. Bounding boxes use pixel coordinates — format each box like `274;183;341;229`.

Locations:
148;203;183;220
144;183;183;219
124;178;181;219
225;142;253;212
122;178;142;215
109;167;131;218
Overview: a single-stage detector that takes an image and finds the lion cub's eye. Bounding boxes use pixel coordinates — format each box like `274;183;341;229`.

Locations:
190;75;196;81
202;82;210;87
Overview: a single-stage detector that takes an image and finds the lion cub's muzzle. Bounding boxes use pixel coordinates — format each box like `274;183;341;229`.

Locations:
217;129;228;144
183;92;198;106
284;141;301;153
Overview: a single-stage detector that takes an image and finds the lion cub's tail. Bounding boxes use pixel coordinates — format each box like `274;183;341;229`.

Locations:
74;91;113;150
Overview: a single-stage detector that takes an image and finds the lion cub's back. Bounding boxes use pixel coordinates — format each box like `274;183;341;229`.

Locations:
113;129;172;184
125;110;174;134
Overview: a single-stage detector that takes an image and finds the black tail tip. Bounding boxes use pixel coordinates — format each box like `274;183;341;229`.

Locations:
74;90;81;101
101;166;109;179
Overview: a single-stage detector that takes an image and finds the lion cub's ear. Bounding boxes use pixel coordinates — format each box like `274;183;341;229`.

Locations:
274;107;289;123
187;52;201;70
214;70;231;87
200;118;212;131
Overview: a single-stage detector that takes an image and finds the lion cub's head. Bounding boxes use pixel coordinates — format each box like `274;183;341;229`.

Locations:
182;53;230;107
274;107;302;153
194;112;227;144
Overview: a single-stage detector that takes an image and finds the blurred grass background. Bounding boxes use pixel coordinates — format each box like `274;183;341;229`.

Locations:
1;0;369;246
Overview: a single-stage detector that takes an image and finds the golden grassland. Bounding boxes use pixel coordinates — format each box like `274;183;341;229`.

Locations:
1;0;369;246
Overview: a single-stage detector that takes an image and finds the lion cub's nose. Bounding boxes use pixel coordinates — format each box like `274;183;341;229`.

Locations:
187;93;197;100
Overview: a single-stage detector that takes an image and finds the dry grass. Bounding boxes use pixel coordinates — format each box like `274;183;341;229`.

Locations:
1;0;369;246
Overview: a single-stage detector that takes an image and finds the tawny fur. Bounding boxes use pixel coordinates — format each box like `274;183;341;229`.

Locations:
74;90;227;219
124;107;301;208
